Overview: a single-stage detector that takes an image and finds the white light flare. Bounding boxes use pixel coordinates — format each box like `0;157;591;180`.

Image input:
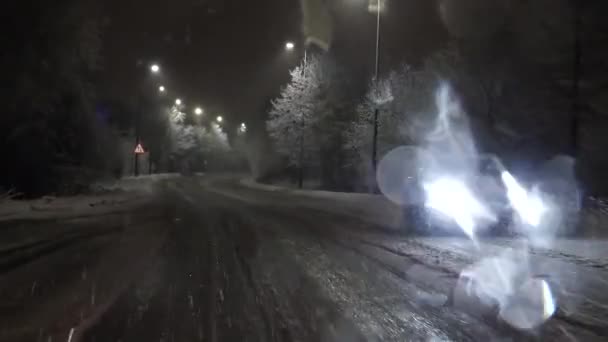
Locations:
541;279;556;319
501;171;547;227
423;177;494;239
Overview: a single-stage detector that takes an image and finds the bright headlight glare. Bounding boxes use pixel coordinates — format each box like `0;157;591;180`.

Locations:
423;177;494;237
501;171;547;227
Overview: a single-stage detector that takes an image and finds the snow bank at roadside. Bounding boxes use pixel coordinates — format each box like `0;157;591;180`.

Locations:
239;178;404;229
240;178;381;202
240;178;608;237
0;174;178;222
240;179;286;192
91;173;179;193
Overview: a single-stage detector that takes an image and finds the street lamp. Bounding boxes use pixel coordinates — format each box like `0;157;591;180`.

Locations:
367;0;383;183
284;40;308;189
135;62;163;177
194;107;203;116
368;0;385;13
175;98;182;106
216;116;223;123
239;123;247;133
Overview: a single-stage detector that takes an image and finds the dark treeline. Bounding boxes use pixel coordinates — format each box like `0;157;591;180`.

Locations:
1;1;242;197
1;0;115;196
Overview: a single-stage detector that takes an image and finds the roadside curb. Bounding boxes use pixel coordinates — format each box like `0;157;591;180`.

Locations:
239;178;288;192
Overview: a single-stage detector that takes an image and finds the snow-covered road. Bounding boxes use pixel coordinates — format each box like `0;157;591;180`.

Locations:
0;175;606;341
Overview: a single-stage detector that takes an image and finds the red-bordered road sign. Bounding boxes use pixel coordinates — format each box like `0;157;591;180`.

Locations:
134;143;145;154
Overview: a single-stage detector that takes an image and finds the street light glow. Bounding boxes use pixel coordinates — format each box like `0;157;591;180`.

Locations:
150;64;160;73
285;42;295;51
194;107;203;116
217;116;223;123
159;85;166;92
240;123;247;133
368;0;386;13
175;98;182;106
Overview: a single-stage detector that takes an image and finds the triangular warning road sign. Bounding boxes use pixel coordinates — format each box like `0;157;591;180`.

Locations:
134;143;145;154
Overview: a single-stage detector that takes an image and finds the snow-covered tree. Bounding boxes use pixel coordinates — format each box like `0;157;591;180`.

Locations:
267;55;324;171
168;105;197;156
200;123;230;155
345;65;436;162
164;105;232;172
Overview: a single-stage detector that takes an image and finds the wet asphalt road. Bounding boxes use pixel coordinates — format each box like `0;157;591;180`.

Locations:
1;176;605;341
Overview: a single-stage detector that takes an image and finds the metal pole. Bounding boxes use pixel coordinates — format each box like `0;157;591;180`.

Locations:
570;0;581;156
371;0;381;183
375;0;381;78
298;126;304;189
298;49;308;189
134;95;141;177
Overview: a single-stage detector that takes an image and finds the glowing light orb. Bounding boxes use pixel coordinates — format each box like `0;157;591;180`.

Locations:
499;278;557;330
376;146;429;206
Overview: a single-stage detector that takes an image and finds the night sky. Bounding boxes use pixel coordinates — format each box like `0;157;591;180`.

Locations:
101;0;448;125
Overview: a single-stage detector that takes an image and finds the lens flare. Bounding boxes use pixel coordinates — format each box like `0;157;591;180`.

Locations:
541;280;556;319
374;81;572;332
498;277;557;330
501;171;547;227
423;177;494;238
377;146;429;206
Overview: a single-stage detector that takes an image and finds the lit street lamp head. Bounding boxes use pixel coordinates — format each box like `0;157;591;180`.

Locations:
175;98;182;106
150;64;160;73
217;116;223;123
368;0;386;13
159;85;166;93
285;42;295;51
194;107;203;116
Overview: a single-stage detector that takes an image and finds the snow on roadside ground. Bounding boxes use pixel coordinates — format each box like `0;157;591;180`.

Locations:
0;174;178;222
239;178;404;229
91;173;179;193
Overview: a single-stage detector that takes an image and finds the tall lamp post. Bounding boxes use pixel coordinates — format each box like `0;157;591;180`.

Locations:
135;63;162;176
286;41;307;189
370;0;382;179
